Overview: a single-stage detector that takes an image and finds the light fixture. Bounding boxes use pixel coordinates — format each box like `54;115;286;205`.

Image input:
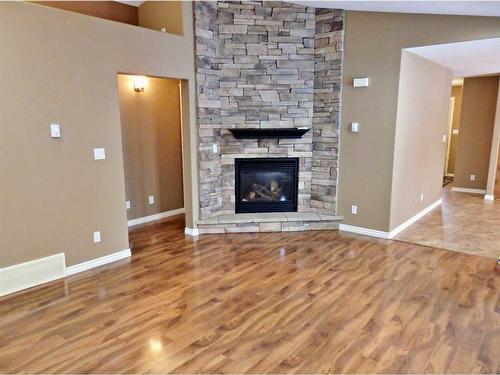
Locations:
133;76;147;92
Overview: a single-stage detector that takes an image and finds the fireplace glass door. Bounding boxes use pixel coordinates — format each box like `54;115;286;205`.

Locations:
235;158;299;213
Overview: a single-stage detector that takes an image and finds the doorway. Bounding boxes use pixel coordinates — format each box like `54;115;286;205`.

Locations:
394;75;500;259
443;97;455;178
116;74;185;235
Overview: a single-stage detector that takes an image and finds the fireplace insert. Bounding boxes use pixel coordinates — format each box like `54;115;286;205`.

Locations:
235;158;299;213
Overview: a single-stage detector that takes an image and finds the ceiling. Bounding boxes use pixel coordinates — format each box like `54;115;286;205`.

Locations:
291;1;500;17
119;1;500;16
407;37;500;78
115;1;144;7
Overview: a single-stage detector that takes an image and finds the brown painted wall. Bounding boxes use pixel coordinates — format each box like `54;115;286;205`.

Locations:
33;1;138;25
117;75;184;220
138;1;183;35
0;1;197;268
454;76;499;190
389;52;452;230
448;85;463;175
339;11;500;231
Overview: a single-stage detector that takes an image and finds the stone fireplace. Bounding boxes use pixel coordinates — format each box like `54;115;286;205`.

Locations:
193;1;344;233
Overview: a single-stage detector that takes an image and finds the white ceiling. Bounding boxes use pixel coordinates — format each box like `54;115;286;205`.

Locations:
291;1;500;17
115;1;144;7
407;37;500;78
120;1;500;16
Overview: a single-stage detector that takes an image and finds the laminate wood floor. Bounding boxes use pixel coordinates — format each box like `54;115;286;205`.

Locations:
0;216;498;374
396;187;500;259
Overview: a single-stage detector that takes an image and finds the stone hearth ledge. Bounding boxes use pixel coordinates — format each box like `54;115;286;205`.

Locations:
196;212;343;234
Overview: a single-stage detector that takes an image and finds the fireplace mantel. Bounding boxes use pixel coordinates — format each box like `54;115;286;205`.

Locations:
228;128;310;139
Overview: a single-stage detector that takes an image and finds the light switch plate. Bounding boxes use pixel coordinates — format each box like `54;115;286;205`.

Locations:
93;231;101;243
148;195;155;205
50;123;61;138
351;205;358;215
351;122;359;133
452;129;460;135
126;201;131;210
94;148;106;160
212;144;218;153
442;134;447;143
420;193;424;202
353;77;369;88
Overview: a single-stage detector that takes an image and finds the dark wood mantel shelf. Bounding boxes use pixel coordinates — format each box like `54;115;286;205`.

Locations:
228;128;310;139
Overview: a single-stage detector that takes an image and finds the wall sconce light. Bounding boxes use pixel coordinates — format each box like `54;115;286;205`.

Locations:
133;76;147;92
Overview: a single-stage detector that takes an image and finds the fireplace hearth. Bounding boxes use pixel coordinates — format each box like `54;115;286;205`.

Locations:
235;158;299;213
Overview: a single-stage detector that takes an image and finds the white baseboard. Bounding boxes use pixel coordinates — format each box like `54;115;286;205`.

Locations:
451;187;486;194
185;227;199;236
0;253;65;297
0;249;132;298
340;199;442;240
338;224;391;239
389;199;442;238
484;194;495;201
127;208;185;227
65;249;131;276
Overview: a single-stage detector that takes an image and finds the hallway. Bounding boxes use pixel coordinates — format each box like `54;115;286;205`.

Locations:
395;187;500;259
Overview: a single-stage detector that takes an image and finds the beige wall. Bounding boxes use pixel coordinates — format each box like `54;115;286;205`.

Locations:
117;75;184;221
33;1;139;25
389;52;452;230
454;76;499;190
448;85;463;175
339;11;500;231
138;1;183;36
0;1;197;268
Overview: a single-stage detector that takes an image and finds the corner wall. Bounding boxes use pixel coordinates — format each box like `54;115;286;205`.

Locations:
389;51;452;231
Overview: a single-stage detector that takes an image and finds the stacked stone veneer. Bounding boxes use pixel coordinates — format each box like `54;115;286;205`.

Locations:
312;9;344;214
194;2;344;232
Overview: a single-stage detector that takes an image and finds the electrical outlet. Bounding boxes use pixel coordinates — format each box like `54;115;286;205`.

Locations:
126;201;131;210
442;134;447;143
148;195;155;205
351;122;360;133
470;174;476;181
351;205;358;215
93;231;101;243
420;193;424;202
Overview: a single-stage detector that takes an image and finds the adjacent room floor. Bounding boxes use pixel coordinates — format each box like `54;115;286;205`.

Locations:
396;186;500;259
0;216;498;373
